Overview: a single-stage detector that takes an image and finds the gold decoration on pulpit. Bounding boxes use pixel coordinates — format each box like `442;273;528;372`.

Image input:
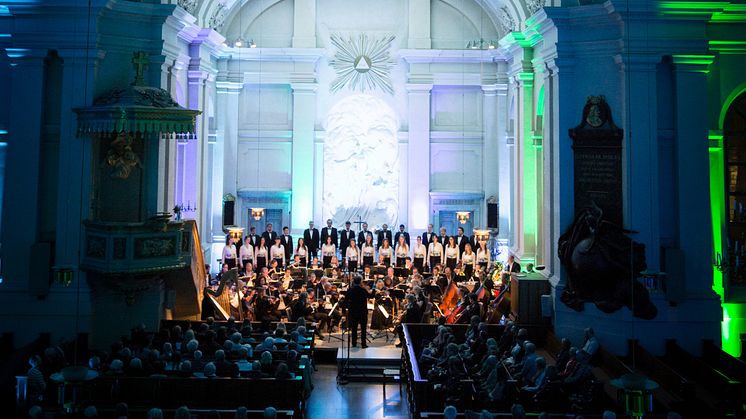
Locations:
106;131;141;179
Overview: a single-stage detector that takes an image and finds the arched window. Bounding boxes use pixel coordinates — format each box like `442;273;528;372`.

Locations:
725;91;746;286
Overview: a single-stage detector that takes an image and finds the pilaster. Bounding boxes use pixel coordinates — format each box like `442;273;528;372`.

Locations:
407;83;433;230
408;0;431;49
292;0;317;48
290;82;318;230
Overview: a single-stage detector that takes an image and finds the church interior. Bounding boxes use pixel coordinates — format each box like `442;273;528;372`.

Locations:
2;0;746;417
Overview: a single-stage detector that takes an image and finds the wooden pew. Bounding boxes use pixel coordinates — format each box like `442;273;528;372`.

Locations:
82;375;305;415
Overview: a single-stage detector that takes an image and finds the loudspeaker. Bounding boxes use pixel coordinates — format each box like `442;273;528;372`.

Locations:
487;202;498;230
223;200;235;227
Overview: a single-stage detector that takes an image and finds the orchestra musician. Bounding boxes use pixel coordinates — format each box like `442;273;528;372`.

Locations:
428;235;444;272
280;226;293;263
394;293;423;347
394;224;410;247
370;280;395;330
362;265;374;282
361;234;376;268
254;237;269;273
267;259;282;278
295;238;309;267
270;237;286;269
315;281;343;332
222;236;238;269
290;292;325;339
256;267;271;288
445;236;460;271
303;221;320;260
320;219;338;249
378;238;393;267
382;266;397;289
461;243;476;278
346;239;360;273
239;236;254;269
253;287;279;323
412;235;427;273
394;236;409;268
346;275;376;349
377;224;393;250
321;236;336;269
340;221;356;260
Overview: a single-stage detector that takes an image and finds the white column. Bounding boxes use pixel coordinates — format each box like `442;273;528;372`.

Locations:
292;0;317;48
291;83;318;230
213;82;242;239
408;0;431;49
407;83;432;230
482;85;499;228
496;79;511;241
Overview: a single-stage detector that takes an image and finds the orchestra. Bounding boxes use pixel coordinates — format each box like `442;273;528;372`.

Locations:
214;220;513;345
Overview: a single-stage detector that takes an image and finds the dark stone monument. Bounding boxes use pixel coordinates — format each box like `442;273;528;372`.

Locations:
569;95;623;226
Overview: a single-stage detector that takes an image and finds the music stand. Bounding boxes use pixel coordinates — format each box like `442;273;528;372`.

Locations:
371;266;387;277
369;303;395;343
326;299;344;343
393;267;410;278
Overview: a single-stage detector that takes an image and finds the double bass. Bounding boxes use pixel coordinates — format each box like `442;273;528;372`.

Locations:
485;280;511;324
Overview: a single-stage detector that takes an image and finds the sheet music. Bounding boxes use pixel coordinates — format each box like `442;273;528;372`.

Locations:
378;304;390;319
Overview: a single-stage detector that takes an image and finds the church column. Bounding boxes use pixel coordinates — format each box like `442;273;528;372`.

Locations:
2;49;47;289
671;55;717;297
495;75;511;241
157;59;180;214
482;84;499;227
619;54;662;272
407;83;432;230
291;83;318;230
292;0;316;48
408;0;431;49
213;81;242;240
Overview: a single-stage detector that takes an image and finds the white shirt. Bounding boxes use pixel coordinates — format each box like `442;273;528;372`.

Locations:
222;244;237;260
428;242;443;259
321;243;336;257
379;246;393;258
255;246;268;259
362;244;375;258
445;246;460;262
462;251;475;265
346;246;359;261
239;244;254;261
270;244;285;265
295;246;308;258
395;244;409;261
413;243;427;259
477;248;490;266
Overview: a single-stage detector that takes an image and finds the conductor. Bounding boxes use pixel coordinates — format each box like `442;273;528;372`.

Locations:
346;274;375;349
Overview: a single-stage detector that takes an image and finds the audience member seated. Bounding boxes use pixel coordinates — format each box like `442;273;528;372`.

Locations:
215;349;239;377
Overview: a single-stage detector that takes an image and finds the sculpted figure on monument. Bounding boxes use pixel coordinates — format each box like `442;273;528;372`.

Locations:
558;203;657;319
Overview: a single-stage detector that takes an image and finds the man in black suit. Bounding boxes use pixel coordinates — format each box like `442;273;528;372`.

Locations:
261;223;278;248
455;226;468;255
505;254;521;273
247;226;260;249
377;223;393;249
303;221;320;259
320;219;338;248
345;275;375;348
357;222;372;247
394;224;410;247
422;223;435;249
280;226;293;262
438;226;449;250
340;221;356;259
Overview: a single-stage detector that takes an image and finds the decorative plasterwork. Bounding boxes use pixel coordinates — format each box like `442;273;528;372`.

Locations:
329;34;396;95
208;2;227;31
177;0;199;15
498;7;517;33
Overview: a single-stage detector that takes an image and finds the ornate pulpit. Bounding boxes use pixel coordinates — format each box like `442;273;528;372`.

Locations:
74;52;204;348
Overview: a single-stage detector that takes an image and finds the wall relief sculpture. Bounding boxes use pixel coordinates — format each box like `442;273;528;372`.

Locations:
558;204;657;319
323;94;399;229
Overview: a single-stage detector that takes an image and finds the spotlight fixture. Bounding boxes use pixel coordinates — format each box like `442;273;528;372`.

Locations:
249;39;256;48
234;38;243;48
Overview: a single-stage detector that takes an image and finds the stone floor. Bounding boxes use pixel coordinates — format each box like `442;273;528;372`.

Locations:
306;364;410;419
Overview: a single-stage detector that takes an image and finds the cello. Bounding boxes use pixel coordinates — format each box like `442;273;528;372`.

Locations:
439;279;459;317
485;280;511;324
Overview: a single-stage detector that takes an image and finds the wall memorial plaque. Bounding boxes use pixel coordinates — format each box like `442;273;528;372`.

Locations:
569;96;624;226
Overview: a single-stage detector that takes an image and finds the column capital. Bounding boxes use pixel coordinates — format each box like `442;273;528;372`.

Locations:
290;82;318;94
216;81;243;94
482;84;499;96
406;83;433;93
671;54;715;74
